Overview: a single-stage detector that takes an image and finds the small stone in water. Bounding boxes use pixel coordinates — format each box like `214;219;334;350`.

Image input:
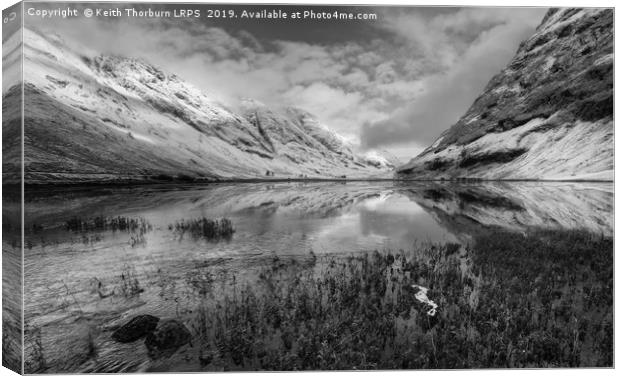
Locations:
144;319;192;359
111;315;160;343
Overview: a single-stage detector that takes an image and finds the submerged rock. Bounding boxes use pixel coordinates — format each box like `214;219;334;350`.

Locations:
111;315;160;343
144;319;192;359
412;284;438;316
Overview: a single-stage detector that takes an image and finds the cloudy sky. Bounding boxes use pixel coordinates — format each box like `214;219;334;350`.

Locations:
27;3;547;160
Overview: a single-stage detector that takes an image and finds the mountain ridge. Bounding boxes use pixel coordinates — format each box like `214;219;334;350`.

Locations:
396;8;613;181
3;27;394;184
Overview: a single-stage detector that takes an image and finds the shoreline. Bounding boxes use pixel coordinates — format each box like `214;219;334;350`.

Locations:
2;177;614;189
1;176;614;191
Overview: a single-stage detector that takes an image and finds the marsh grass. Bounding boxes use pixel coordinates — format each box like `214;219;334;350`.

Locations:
23;228;612;372
184;229;612;370
169;217;235;241
65;216;152;234
117;264;144;298
61;215;153;248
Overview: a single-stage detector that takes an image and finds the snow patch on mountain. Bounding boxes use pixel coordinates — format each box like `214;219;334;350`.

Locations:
362;150;401;169
396;8;613;181
11;27;392;184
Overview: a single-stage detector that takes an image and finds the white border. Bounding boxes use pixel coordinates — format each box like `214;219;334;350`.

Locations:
0;1;616;376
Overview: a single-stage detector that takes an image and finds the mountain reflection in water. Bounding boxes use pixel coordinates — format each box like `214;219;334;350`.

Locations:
15;181;612;372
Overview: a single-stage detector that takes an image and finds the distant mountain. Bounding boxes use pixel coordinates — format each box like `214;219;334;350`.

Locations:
3;28;392;184
397;8;613;181
361;149;401;169
238;100;387;175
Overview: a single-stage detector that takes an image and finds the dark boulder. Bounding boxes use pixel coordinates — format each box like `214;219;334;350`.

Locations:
111;314;160;343
144;319;192;359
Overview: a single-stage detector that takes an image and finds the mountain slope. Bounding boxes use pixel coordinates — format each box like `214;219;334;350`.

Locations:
5;28;392;184
396;8;613;181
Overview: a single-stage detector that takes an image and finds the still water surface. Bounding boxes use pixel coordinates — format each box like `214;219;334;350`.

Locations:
20;181;613;372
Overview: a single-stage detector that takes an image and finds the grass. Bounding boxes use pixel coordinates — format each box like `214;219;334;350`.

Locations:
117;264;144;298
63;215;152;247
22;227;612;372
65;216;152;233
169;217;235;241
89;264;144;299
21;216;152;249
183;228;612;370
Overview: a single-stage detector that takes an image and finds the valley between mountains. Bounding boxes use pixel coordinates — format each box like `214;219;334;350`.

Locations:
397;8;613;181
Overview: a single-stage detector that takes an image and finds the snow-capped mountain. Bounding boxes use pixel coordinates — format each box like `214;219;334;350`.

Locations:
396;8;613;181
362;150;402;169
3;28;392;184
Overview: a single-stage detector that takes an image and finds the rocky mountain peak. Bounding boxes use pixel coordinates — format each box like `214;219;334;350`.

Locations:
397;8;613;181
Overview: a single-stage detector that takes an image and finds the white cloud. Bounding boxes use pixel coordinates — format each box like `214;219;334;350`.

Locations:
375;61;397;83
361;7;547;150
27;6;547;157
